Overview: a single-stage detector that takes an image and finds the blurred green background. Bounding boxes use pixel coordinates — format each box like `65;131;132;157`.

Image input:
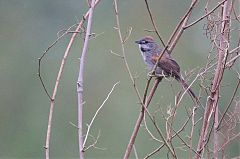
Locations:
0;0;239;158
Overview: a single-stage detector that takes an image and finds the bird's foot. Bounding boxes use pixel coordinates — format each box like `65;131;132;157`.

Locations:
148;71;167;78
147;71;156;77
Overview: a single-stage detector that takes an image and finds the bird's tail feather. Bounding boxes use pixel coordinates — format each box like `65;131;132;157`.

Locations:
177;78;199;104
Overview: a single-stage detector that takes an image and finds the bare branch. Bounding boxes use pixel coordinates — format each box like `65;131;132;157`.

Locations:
38;23;80;100
133;145;139;159
82;82;120;149
77;0;98;158
44;1;101;159
144;144;164;159
144;0;166;47
217;79;240;130
195;1;233;158
109;50;124;59
83;131;106;152
123;78;163;159
184;0;228;29
218;131;240;151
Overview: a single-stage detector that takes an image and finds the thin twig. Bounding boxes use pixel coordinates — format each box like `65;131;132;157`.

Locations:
143;113;162;142
109;50;124;59
144;0;166;47
144;144;164;159
189;106;197;159
168;0;198;52
113;0;143;103
38;23;80;100
216;79;240;130
123;78;162;159
143;97;177;158
113;1;163;158
218;131;240;151
133;145;139;159
83;131;106;152
184;0;228;29
162;106;202;157
82;82;120;148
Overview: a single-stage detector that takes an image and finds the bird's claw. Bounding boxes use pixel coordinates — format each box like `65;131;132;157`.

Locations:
148;71;156;77
148;71;168;78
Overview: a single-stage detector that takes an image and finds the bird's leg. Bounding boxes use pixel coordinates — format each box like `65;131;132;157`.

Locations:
148;70;168;78
147;70;156;77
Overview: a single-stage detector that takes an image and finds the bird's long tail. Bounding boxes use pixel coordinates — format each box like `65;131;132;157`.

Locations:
177;77;199;104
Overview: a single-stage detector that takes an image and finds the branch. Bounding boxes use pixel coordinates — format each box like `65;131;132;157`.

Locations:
184;0;228;29
77;0;97;158
217;78;240;130
83;131;106;152
218;130;240;151
195;0;232;158
38;23;80;100
113;0;143;104
113;2;161;158
44;1;101;159
144;0;166;47
144;144;164;159
150;0;199;78
123;78;162;159
82;82;120;149
123;0;201;158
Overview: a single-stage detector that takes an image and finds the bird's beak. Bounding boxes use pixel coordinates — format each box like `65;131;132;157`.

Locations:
135;40;141;44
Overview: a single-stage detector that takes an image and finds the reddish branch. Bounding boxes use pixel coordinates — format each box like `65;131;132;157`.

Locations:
195;1;232;158
123;78;164;159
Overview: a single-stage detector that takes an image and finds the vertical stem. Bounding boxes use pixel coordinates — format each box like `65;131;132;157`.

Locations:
213;106;219;158
195;1;232;158
77;0;96;158
213;1;232;158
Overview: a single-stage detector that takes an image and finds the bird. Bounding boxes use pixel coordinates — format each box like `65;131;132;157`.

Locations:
135;36;198;101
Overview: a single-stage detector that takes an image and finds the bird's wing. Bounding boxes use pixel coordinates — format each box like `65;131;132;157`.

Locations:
151;54;180;78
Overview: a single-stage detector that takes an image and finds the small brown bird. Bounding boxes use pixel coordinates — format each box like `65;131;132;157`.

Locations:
135;36;197;100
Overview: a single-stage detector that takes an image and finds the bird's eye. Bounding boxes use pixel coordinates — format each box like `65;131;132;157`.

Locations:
141;40;148;44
